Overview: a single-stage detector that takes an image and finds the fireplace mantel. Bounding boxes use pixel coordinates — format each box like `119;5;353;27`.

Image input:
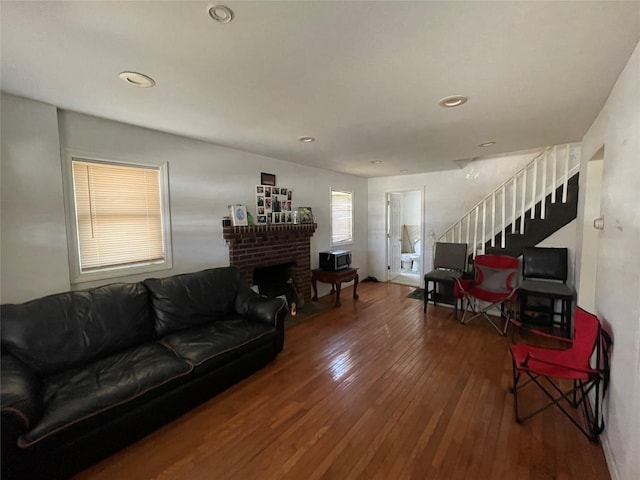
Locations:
222;223;317;241
223;223;317;301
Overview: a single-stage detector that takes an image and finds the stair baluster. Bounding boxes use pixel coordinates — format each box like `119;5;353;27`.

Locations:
437;143;580;258
541;152;547;219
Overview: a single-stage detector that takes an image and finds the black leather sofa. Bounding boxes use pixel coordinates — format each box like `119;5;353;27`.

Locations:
1;267;286;479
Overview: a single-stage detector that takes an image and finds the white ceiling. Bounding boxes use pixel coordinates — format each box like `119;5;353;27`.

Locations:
2;1;639;178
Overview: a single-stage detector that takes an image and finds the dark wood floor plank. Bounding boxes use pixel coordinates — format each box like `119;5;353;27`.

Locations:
75;282;611;480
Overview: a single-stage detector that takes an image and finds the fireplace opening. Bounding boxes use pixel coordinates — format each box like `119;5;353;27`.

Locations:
253;262;302;313
224;224;316;304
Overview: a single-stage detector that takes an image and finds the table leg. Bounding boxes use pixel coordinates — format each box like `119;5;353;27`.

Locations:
334;281;342;307
424;280;429;313
454;297;458;320
311;275;318;301
353;274;359;300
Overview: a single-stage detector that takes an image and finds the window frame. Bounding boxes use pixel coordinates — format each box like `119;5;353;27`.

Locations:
63;152;173;284
330;188;354;247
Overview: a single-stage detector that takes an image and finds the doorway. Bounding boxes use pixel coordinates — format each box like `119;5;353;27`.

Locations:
577;146;604;311
386;189;423;287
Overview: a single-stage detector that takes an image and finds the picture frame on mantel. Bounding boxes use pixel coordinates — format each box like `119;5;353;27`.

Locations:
297;207;314;224
229;204;248;226
261;172;276;186
256;184;293;223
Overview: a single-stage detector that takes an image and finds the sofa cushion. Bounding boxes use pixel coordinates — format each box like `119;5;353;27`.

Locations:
145;267;245;337
1;283;154;375
18;342;192;448
161;315;275;373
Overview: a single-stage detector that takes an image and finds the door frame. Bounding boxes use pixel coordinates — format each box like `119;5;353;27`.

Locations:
577;147;604;311
387;192;402;280
384;187;425;282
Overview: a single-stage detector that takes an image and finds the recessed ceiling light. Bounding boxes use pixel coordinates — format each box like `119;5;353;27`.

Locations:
439;95;468;108
370;160;382;164
119;71;155;88
298;136;315;143
479;141;496;147
208;5;234;23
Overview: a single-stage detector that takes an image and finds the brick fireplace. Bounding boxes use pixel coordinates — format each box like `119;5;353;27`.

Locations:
222;224;317;303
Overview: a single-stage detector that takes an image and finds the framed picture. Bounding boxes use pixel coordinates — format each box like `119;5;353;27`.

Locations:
298;207;314;224
256;185;293;223
261;172;276;186
229;204;248;226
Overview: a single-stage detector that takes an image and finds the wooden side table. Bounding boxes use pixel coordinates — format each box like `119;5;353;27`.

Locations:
311;267;359;307
517;280;575;337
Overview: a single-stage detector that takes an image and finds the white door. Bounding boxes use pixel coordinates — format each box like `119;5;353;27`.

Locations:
387;193;402;279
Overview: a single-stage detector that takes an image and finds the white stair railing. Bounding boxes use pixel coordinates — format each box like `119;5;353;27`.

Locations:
438;143;580;257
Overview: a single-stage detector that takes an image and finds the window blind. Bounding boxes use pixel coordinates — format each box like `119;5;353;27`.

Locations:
331;190;353;244
72;159;165;272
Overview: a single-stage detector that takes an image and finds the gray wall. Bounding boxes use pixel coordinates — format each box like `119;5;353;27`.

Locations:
1;94;71;301
1;94;369;302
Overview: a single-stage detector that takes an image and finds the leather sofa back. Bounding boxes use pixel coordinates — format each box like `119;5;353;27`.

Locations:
1;283;154;375
144;267;243;337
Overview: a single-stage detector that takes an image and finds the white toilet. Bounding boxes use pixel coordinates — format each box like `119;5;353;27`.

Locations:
401;239;421;272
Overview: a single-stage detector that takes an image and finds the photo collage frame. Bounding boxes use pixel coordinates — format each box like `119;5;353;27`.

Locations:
256;185;293;224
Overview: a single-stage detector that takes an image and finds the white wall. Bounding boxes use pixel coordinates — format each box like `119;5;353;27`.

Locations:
537;220;577;286
576;41;640;480
0;94;71;302
0;94;368;302
401;190;421;225
368;152;535;281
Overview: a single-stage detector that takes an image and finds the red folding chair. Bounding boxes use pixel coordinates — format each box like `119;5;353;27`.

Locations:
455;254;519;335
509;307;612;442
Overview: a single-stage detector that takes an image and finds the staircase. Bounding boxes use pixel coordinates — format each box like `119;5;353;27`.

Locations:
485;173;578;257
437;143;580;259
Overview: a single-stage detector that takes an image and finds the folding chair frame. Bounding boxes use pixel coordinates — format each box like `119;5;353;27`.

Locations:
459;293;517;335
456;255;519;336
510;313;612;443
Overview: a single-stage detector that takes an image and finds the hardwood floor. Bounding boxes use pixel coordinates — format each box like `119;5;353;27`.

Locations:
76;282;610;479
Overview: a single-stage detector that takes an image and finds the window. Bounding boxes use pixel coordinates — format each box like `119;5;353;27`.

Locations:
331;189;353;245
67;157;171;282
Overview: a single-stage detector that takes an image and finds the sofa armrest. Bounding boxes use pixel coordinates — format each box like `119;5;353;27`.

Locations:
235;286;287;326
235;286;287;352
1;354;41;432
